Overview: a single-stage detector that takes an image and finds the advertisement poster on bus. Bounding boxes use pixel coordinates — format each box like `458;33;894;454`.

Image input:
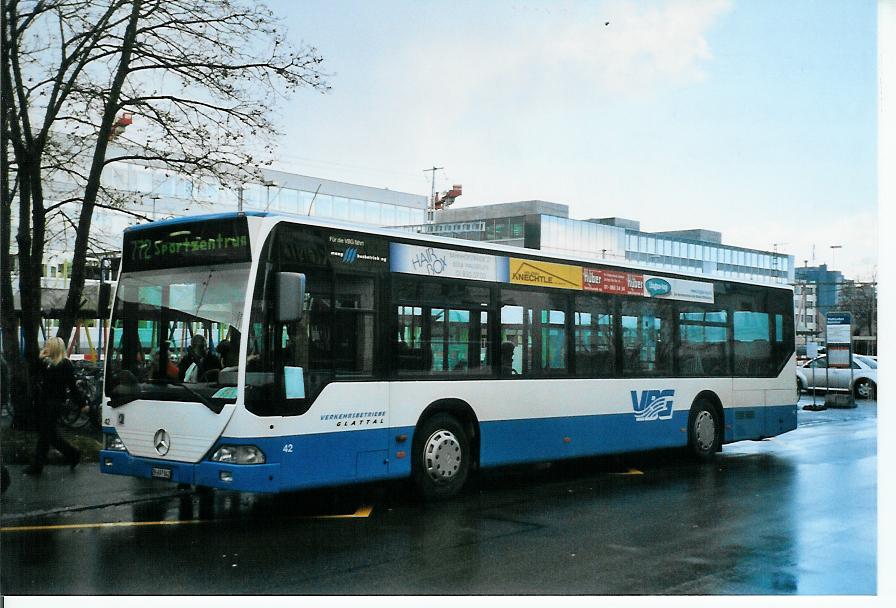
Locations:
509;258;583;290
390;242;509;282
642;275;715;303
328;233;388;271
582;268;644;295
582;268;714;303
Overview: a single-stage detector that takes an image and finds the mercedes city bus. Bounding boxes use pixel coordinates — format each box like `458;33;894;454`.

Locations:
100;212;797;499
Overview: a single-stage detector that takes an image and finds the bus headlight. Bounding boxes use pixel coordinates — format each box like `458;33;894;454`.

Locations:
104;432;127;452
210;445;266;465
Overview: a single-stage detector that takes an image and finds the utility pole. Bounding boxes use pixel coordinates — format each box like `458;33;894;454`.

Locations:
423;166;443;224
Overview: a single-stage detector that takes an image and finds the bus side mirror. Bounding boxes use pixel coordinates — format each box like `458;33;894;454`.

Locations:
276;272;305;322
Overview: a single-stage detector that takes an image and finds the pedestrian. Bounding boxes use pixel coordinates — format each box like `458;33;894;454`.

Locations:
24;337;83;476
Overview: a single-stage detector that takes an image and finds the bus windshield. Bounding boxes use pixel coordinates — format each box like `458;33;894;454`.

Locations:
104;262;251;410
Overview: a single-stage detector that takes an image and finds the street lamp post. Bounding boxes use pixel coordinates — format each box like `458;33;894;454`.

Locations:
830;244;842;270
263;180;277;211
98;257;112;363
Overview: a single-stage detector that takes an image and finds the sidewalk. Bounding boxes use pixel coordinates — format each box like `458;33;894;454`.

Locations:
1;412;182;522
1;460;185;522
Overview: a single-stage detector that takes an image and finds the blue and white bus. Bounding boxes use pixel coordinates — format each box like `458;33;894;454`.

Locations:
100;212;797;499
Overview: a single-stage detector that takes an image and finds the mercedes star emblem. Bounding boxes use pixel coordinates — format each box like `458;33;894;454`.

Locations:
153;429;171;456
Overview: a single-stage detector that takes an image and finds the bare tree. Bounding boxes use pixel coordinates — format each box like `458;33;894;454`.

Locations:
838;277;877;339
2;0;328;422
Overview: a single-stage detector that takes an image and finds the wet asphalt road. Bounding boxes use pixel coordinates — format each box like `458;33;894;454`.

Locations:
0;397;877;596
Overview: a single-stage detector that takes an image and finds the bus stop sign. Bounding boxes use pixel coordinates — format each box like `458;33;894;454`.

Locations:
824;311;856;408
825;312;852;345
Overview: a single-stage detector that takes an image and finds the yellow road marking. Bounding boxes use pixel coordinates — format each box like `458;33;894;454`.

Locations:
317;505;373;519
0;505;373;533
610;468;644;476
0;519;206;533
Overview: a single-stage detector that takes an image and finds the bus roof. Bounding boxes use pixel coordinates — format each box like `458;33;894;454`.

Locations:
125;211;792;290
123;211;268;233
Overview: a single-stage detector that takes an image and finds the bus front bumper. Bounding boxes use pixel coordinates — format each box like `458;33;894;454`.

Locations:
99;449;282;493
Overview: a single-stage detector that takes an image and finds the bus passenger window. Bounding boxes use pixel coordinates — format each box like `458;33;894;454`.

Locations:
392;279;491;377
733;311;771;376
334;276;375;377
500;290;568;377
573;295;615;377
621;300;673;376
677;306;729;376
395;306;428;373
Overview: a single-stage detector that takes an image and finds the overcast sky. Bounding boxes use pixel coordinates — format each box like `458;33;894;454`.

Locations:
266;0;878;282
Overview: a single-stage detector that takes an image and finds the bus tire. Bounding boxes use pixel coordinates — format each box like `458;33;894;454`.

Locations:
412;413;470;501
687;399;722;461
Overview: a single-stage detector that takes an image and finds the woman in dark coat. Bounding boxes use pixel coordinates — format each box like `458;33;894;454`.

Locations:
24;337;82;475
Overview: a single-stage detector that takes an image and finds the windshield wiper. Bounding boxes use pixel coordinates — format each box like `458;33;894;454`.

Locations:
148;379;221;413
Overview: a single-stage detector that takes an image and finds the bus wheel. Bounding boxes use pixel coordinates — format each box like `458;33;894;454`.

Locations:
687;400;721;461
412;413;470;500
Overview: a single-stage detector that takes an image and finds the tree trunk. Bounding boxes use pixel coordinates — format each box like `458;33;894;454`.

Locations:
0;95;26;427
11;157;45;430
57;0;142;342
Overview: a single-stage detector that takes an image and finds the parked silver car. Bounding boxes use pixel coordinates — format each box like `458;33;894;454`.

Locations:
796;354;877;399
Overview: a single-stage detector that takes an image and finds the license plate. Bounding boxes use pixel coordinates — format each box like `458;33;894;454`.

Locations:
151;467;172;480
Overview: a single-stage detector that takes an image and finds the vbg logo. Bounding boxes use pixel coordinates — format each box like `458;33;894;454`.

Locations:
631;389;675;421
342;247;358;263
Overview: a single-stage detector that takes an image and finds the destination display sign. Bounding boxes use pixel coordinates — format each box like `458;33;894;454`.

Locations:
122;217;251;272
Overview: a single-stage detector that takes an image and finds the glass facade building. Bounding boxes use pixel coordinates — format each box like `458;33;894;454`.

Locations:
94;162;427;243
419;202;795;285
793;265;843;321
620;230;791;283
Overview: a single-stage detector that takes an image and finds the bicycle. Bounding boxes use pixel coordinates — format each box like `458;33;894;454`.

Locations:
59;361;103;430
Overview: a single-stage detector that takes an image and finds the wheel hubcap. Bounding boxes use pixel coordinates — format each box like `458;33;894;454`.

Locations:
857;382;872;398
694;411;716;451
423;429;462;484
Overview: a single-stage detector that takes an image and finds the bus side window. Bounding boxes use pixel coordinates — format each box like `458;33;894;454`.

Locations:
677;306;729;376
500;290;568;377
621;299;673;376
733;311;771;376
334;275;375;377
395;306;427;373
393;279;492;377
573;294;615;377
